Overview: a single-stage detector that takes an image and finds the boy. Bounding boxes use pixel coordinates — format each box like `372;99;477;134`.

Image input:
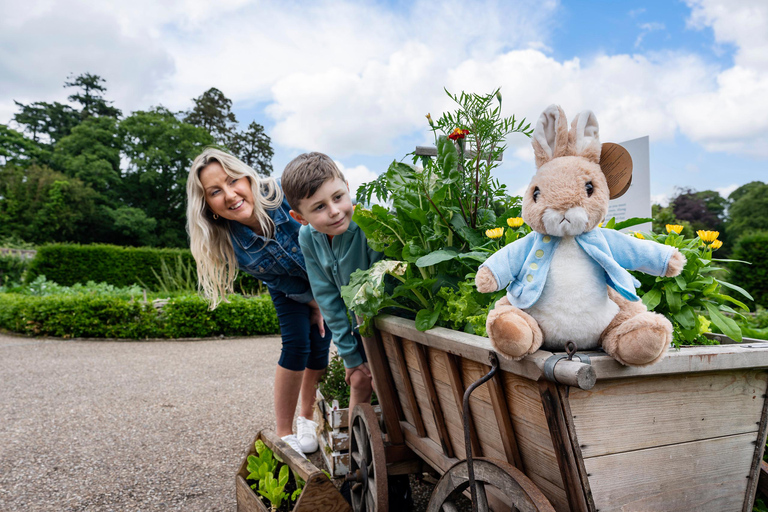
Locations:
282;152;382;415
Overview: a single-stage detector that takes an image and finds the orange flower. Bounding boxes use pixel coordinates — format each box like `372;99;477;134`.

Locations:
448;128;470;141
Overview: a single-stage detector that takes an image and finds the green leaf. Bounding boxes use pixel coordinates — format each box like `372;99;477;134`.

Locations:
673;305;696;331
714;279;754;301
641;287;662;310
714;293;749;312
415;302;443;331
704;302;742;342
613;217;653;230
604;217;616;229
674;275;687;291
416;249;459;267
665;285;682;313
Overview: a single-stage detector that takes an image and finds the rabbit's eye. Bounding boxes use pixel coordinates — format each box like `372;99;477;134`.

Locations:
532;187;540;202
585;181;594;197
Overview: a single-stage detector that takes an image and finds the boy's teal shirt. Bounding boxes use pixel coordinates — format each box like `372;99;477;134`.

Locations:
298;220;383;368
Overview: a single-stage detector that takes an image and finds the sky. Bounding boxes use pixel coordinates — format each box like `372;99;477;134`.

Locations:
1;0;766;206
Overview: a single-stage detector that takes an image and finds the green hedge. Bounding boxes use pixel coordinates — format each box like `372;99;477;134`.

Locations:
0;254;31;285
729;231;768;308
0;293;279;339
24;243;260;291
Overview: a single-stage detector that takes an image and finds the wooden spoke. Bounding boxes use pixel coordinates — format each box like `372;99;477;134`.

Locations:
348;403;388;512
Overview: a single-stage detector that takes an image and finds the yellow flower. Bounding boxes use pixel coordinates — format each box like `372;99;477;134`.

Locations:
598;222;603;228
709;239;723;250
425;113;434;126
485;227;504;239
507;217;524;228
666;224;684;234
634;231;645;239
697;230;719;242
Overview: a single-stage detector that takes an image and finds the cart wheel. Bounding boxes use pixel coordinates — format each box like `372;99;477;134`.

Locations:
346;403;388;512
426;458;555;512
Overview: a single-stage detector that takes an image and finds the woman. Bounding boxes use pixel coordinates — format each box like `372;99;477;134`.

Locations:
186;148;329;458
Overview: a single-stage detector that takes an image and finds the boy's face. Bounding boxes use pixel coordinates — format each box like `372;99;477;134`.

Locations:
290;177;354;236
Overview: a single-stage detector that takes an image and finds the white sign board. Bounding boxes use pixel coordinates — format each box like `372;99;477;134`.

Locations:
605;136;651;232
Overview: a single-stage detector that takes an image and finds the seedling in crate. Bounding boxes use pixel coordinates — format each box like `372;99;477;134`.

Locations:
258;465;290;511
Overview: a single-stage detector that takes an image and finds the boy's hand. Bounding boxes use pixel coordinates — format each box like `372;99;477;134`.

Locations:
344;362;371;385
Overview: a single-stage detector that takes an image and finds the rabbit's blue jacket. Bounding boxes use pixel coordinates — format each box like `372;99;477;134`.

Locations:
480;228;676;309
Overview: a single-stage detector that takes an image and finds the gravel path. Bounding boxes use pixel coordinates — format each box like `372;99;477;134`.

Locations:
0;334;283;511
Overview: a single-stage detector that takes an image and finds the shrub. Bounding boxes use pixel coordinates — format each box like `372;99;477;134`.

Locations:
0;253;31;286
729;231;768;308
0;292;279;339
25;243;261;292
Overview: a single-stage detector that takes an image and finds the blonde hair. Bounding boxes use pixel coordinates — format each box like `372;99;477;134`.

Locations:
186;148;283;308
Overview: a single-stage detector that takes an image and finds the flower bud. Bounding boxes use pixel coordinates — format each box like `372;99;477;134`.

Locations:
425;113;434;126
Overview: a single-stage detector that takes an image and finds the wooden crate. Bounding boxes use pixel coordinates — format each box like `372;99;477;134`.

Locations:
235;430;350;512
313;389;383;476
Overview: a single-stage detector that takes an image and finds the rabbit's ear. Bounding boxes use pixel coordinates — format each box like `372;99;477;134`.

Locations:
532;104;568;167
568;110;601;163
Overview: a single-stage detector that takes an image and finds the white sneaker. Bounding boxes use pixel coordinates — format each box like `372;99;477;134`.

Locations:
281;434;307;459
296;416;319;454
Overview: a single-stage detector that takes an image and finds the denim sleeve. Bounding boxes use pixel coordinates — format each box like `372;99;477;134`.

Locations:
479;232;535;290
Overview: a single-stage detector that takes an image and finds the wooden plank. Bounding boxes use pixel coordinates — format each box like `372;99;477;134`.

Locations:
414;343;455;458
556;386;595;512
486;364;525;471
538;381;590;512
383;331;426;437
402;342;440;444
569;370;768;458
743;383;768;511
375;314;768;382
443;352;483;458
360;330;405;445
381;335;417;428
400;420;458;474
585;433;756;512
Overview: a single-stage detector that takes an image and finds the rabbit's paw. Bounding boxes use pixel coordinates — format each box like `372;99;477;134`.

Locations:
603;311;671;366
486;307;541;359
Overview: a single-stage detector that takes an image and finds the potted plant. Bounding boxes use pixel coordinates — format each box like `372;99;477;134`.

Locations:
236;430;349;512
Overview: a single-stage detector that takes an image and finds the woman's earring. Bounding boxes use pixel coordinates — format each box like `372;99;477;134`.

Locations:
213;213;219;220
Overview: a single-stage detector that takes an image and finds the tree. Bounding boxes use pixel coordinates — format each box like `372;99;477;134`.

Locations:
671;188;727;233
229;121;274;176
0;124;44;166
0;164;101;244
64;73;121;119
184;88;237;144
52;116;122;196
652;203;694;237
728;182;768;242
121;107;214;247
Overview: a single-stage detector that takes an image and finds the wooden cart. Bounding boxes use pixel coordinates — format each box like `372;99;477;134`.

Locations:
348;314;768;512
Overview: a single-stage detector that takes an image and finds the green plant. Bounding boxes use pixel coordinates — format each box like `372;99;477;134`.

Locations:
0;253;30;287
632;228;752;345
141;254;198;294
0;290;279;338
247;440;279;484
318;354;352;408
729;231;768;308
258;465;290;511
346;89;532;333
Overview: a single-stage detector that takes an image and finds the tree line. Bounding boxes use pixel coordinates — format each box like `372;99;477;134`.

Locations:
0;73;273;248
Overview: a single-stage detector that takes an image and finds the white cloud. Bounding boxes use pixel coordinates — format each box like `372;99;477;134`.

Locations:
334;160;378;203
716;183;739;199
651;193;671;207
677;0;768;157
635;22;666;48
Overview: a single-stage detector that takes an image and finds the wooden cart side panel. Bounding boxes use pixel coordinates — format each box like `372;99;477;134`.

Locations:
569;369;768;459
460;359;508;462
360;331;405;445
584;432;756;512
743;378;768;512
380;331;419;430
426;348;470;457
414;343;455;458
401;338;441;444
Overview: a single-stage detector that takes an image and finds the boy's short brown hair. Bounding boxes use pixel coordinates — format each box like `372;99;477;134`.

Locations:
281;152;346;212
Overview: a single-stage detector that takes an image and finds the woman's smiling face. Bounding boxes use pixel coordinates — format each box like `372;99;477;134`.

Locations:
199;161;257;228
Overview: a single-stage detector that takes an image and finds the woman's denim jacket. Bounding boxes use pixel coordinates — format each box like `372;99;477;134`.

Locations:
229;188;314;304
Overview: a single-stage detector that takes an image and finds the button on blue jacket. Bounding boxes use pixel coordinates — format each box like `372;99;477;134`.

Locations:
480;228;676;309
230;192;314;304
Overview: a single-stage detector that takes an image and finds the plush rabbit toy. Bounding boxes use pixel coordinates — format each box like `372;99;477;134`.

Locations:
475;105;686;366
